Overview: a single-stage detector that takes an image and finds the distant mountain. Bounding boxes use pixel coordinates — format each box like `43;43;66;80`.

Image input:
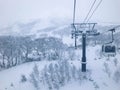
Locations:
0;19;71;37
0;19;120;40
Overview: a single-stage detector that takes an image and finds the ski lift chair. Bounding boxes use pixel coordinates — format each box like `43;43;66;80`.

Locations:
102;28;116;57
102;44;116;57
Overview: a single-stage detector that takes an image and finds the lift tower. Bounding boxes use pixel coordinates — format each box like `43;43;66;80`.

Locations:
71;23;99;72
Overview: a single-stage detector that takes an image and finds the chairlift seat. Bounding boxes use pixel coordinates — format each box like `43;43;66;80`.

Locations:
102;44;116;56
105;45;116;53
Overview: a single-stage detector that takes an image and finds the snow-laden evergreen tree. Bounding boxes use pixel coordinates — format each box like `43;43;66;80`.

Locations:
113;67;120;83
30;64;41;90
71;65;77;80
103;62;111;77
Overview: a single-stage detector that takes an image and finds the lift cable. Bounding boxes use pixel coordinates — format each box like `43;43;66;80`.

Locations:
72;0;77;49
86;0;103;23
73;0;76;24
83;0;97;23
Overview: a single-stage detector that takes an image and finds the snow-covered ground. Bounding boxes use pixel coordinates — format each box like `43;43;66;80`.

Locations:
0;45;120;90
0;61;57;90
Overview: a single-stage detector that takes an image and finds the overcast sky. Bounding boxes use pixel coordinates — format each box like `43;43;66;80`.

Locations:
0;0;120;28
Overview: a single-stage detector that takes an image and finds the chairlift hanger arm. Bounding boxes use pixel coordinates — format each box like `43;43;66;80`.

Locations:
105;29;114;44
105;26;119;44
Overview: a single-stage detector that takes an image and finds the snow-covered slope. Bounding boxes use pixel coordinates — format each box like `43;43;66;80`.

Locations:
0;61;55;90
0;45;120;90
0;19;120;90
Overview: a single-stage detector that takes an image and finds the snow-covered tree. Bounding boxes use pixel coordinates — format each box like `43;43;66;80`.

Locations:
30;64;41;90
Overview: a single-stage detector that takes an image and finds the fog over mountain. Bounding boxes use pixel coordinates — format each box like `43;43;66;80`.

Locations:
0;0;120;28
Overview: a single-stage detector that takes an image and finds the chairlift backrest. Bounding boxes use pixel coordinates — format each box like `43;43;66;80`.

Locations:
104;45;116;53
102;44;116;57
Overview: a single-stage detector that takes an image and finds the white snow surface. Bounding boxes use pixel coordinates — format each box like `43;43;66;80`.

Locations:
0;45;120;90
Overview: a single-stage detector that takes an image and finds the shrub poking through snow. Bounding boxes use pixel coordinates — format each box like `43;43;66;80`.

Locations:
21;75;27;83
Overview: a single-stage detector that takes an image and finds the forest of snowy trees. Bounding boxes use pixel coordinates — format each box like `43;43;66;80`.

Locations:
0;36;68;70
0;32;120;90
0;32;120;71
